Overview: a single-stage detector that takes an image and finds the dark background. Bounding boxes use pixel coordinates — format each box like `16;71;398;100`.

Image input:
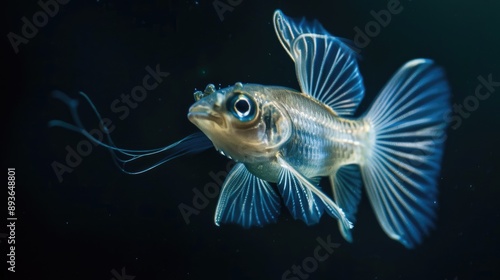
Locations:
2;0;499;279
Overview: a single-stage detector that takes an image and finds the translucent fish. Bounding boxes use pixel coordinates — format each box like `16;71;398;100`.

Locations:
187;10;450;249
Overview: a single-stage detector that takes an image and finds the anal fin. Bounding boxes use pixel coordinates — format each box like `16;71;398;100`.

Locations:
277;156;353;229
330;164;363;242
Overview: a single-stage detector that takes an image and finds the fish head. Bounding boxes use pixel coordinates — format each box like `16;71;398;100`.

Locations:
188;82;291;163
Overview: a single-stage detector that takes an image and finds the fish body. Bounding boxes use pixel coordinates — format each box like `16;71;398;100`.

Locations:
265;87;369;180
198;84;369;182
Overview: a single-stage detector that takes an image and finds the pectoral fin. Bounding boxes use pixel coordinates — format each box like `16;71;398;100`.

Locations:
214;163;281;228
277;156;353;229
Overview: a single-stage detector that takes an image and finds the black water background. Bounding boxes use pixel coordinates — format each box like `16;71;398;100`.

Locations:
2;0;499;279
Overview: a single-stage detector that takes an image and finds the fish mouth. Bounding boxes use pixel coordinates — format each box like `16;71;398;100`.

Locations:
188;105;225;127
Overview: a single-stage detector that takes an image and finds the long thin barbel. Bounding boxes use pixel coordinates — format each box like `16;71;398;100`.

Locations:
49;91;213;174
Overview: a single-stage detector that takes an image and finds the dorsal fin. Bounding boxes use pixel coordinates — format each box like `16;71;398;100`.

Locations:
273;9;331;60
273;10;365;116
292;34;364;116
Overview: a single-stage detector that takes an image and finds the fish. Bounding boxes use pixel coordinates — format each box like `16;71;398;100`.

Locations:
187;10;451;248
50;10;450;249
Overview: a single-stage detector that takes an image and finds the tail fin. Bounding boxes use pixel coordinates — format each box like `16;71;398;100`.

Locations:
361;59;451;248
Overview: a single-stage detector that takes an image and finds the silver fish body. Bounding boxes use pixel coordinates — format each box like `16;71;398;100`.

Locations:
237;85;370;183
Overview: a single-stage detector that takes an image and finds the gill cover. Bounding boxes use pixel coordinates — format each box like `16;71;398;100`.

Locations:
260;101;291;149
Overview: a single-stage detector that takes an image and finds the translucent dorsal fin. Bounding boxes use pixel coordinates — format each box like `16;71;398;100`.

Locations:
291;34;364;116
273;9;331;60
273;10;364;116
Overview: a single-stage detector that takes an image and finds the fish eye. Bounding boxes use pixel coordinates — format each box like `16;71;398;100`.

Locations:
227;94;256;122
